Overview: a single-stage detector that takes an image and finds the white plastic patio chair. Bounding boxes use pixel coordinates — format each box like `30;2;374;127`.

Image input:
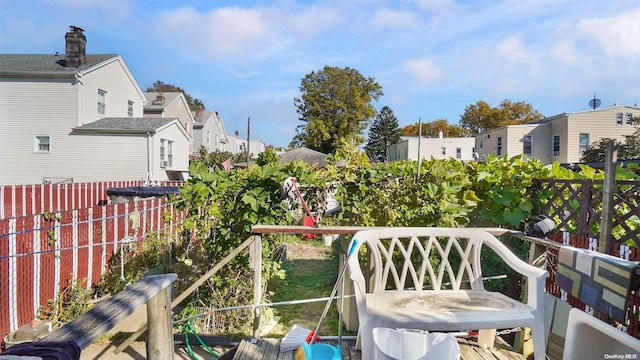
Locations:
346;227;548;360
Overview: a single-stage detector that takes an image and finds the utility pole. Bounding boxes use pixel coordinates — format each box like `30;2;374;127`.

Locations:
417;117;422;179
246;117;251;164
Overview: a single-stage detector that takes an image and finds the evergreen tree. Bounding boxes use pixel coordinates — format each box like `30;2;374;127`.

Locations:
364;106;402;162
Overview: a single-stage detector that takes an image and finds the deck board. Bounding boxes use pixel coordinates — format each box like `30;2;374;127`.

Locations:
231;336;526;360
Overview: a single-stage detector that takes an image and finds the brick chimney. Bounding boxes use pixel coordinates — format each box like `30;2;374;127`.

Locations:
65;26;86;68
152;93;165;105
195;105;204;119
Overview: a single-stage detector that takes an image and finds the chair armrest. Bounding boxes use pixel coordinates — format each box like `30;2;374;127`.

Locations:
480;232;548;309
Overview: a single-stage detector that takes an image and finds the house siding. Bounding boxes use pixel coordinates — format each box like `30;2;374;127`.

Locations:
0;78;78;185
475;128;509;160
154;124;190;174
501;125;552;163
161;99;193;138
65;133;149;182
549;115;569;163
388;136;476;161
565;107;636;163
474;106;638;164
80;58;145;125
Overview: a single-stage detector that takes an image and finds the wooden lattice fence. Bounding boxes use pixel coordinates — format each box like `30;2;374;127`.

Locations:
532;179;640;248
532;179;640;337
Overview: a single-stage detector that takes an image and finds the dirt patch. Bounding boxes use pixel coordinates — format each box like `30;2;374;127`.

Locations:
285;241;333;261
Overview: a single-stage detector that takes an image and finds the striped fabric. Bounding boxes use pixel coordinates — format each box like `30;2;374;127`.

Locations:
557;246;640;322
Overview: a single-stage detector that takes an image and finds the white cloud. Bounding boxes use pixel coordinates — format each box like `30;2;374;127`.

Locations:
372;8;419;29
403;58;443;84
496;36;536;64
156;7;271;59
152;4;343;66
578;7;640;58
412;0;456;13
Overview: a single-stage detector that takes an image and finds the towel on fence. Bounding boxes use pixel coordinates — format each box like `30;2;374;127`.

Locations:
557;246;639;322
0;341;80;360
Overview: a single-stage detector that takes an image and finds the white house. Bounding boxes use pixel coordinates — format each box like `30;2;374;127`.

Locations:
387;134;476;162
0;26;191;185
192;107;228;155
71;117;191;182
144;92;195;153
475;105;639;164
226;132;266;158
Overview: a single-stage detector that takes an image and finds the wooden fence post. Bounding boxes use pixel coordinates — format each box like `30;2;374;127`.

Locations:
599;140;616;254
146;286;174;360
251;234;262;337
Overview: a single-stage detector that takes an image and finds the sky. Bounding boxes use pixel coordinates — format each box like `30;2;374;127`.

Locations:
1;0;639;148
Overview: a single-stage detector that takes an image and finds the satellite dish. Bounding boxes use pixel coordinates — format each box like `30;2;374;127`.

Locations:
589;93;601;109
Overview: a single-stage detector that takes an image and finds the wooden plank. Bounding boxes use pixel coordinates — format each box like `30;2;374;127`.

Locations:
43;274;177;349
251;225;513;237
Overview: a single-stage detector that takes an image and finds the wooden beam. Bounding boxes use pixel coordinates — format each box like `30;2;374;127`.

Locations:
251;225;512;237
43;274;177;350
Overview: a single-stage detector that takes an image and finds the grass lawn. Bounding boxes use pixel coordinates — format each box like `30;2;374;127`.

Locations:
265;238;357;339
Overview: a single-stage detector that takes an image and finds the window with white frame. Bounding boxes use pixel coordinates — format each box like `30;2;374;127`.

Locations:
206;131;211;145
523;135;533;155
496;137;502;155
160;139;166;162
579;133;589;157
167;141;173;167
127;101;134;117
215;135;219;149
97;89;106;115
617;113;623;125
34;136;50;153
479;140;483;149
441;147;446;156
455;147;462;159
552;135;560;156
626;113;634;125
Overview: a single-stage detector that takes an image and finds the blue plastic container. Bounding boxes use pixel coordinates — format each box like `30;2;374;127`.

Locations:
302;342;342;360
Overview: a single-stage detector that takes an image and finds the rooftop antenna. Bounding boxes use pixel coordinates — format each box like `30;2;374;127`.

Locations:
589;92;601;110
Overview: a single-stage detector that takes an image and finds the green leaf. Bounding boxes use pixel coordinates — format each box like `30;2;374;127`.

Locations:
503;208;525;227
242;193;258;211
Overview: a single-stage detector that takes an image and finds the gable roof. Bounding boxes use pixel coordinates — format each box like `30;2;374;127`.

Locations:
144;92;183;112
279;147;328;167
0;54;118;77
72;117;190;139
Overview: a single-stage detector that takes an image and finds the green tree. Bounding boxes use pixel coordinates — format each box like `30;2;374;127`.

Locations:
293;66;383;154
197;146;233;169
147;80;204;111
256;148;280;166
364;106;402;162
581;116;640;162
402;119;469;137
460;99;544;134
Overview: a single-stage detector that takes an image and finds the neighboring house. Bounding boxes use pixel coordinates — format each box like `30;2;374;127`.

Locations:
226;132;266;158
279;147;328;167
143;91;195;152
387;134;476;162
0;26;190;185
192;106;228;155
475;105;639;164
71;118;191;182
